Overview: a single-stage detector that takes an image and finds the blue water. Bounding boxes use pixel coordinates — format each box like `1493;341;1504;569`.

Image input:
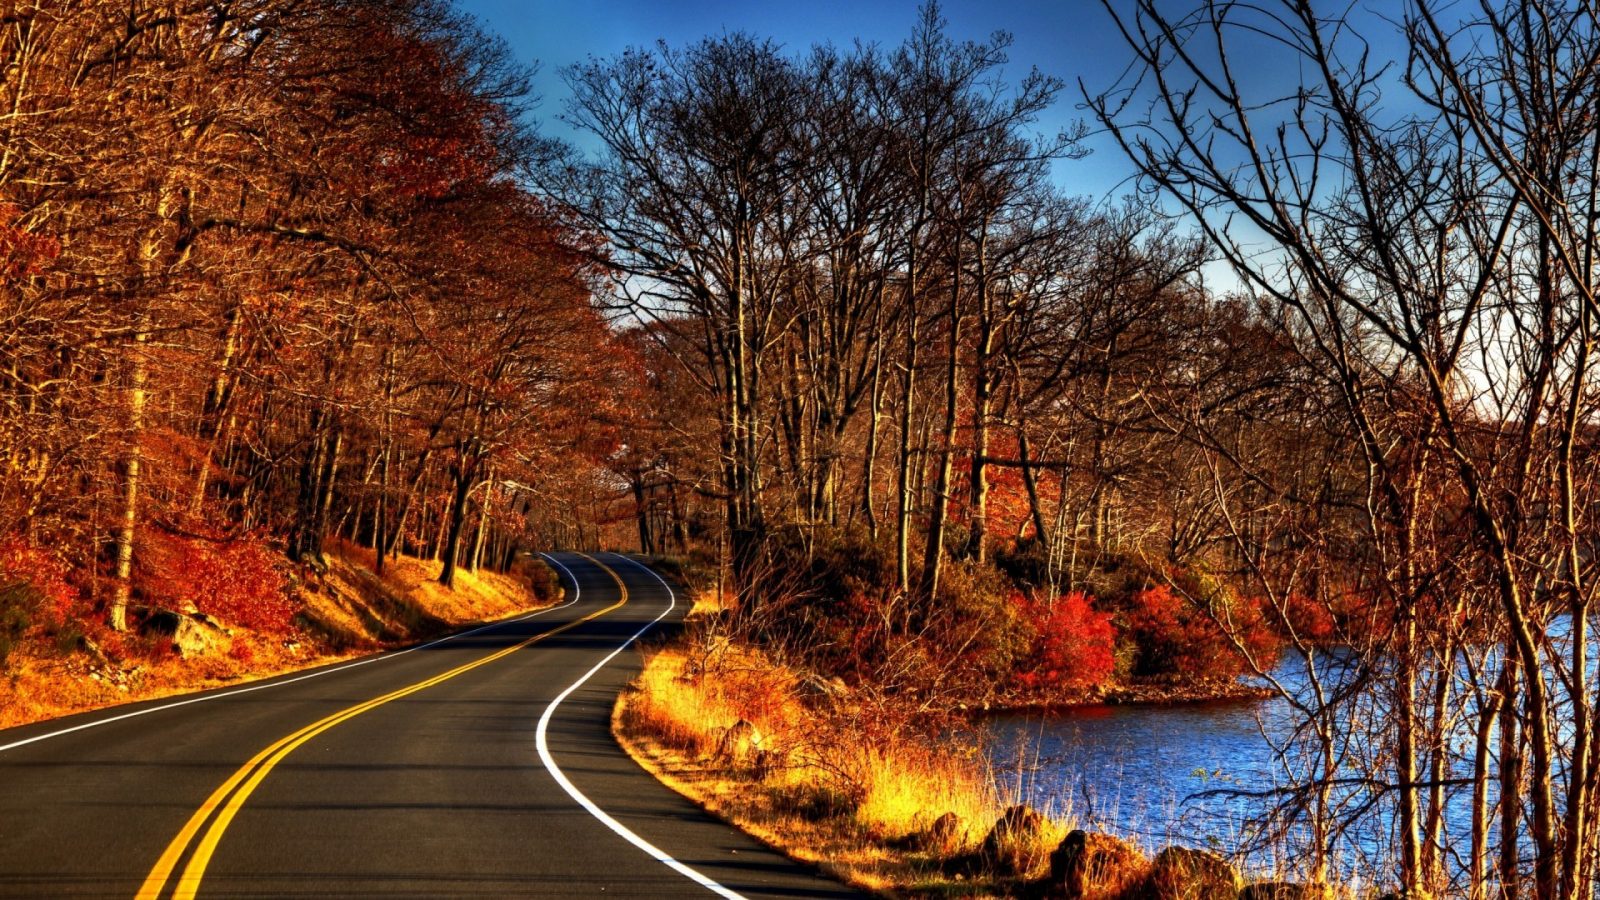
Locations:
983;619;1598;891
982;653;1386;885
986;696;1283;854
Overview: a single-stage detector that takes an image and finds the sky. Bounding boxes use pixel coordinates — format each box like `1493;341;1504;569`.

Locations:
452;0;1419;297
453;0;1162;206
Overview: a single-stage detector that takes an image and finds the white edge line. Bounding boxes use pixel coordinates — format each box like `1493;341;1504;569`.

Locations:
0;573;580;755
535;553;746;900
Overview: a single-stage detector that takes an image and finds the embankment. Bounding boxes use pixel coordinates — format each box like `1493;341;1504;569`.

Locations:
0;543;560;729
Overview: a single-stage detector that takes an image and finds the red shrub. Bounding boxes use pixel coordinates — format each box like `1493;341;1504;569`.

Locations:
1281;593;1338;642
0;535;81;630
1124;584;1281;678
138;530;296;634
1011;591;1116;693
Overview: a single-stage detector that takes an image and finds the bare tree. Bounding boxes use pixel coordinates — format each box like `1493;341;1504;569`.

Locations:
1095;2;1600;895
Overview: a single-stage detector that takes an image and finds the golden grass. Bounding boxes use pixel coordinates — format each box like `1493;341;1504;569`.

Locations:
614;639;1074;897
688;585;734;618
304;540;543;646
0;545;557;730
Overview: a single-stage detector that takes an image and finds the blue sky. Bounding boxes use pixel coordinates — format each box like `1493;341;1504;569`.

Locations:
455;0;1158;204
455;0;1418;283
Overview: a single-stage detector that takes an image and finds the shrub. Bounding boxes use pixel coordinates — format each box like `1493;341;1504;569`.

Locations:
510;556;563;605
137;529;296;633
0;582;31;668
0;536;82;665
1123;584;1281;678
0;536;79;630
1280;592;1338;643
751;525;898;676
992;537;1054;591
1011;591;1116;694
932;561;1032;680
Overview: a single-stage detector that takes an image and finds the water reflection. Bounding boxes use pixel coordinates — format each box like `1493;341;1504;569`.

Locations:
986;694;1282;855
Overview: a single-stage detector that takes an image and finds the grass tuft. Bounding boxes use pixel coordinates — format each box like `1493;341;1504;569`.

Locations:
614;637;1076;895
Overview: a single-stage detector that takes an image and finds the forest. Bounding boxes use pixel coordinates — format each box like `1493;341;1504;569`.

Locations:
0;0;629;642
3;0;1600;896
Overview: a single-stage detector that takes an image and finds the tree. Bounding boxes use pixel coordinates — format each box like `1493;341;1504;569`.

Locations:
1095;2;1600;894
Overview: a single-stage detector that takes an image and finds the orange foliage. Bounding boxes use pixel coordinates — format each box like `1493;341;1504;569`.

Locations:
136;530;296;633
0;534;80;630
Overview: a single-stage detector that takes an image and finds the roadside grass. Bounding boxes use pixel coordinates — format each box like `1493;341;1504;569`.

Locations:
619;583;1356;899
0;544;559;730
613;621;1076;897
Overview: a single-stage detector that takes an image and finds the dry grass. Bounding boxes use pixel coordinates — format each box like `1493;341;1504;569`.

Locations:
614;639;1074;897
687;585;733;618
300;541;542;649
0;544;556;730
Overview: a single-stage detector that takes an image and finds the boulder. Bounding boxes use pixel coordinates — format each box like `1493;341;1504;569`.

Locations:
167;612;233;659
714;719;764;768
1049;829;1147;899
1145;846;1240;900
914;811;965;857
979;804;1052;877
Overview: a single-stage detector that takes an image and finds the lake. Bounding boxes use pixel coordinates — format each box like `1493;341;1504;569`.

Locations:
986;694;1285;854
982;654;1387;886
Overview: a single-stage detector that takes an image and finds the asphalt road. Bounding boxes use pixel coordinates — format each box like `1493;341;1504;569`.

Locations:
0;552;859;899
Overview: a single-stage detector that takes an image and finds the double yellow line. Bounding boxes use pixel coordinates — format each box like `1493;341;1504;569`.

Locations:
136;553;627;900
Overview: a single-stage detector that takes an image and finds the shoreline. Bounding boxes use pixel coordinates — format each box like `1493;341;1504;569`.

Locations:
947;675;1273;717
969;679;1276;717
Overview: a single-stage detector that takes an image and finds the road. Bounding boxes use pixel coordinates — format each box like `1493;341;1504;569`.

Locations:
0;552;858;898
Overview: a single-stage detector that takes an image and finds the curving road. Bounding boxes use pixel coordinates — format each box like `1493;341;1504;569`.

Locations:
0;552;857;899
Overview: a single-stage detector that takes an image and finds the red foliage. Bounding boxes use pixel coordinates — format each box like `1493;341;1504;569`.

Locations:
1124;584;1281;678
1012;591;1116;693
137;531;296;634
229;641;257;665
0;534;81;629
0;205;60;279
1281;593;1338;642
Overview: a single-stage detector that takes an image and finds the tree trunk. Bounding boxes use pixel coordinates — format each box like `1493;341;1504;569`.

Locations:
896;314;920;592
469;496;488;572
861;328;885;539
439;461;473;587
919;250;963;600
632;472;652;553
110;331;148;632
1017;427;1050;547
1500;655;1523;900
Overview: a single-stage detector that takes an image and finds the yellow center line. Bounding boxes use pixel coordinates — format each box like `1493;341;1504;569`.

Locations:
137;554;627;900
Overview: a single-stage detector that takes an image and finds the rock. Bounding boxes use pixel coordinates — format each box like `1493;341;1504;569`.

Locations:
796;672;849;701
1146;846;1240;900
914;811;965;857
979;804;1052;877
1049;829;1147;899
714;719;764;768
170;612;234;659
